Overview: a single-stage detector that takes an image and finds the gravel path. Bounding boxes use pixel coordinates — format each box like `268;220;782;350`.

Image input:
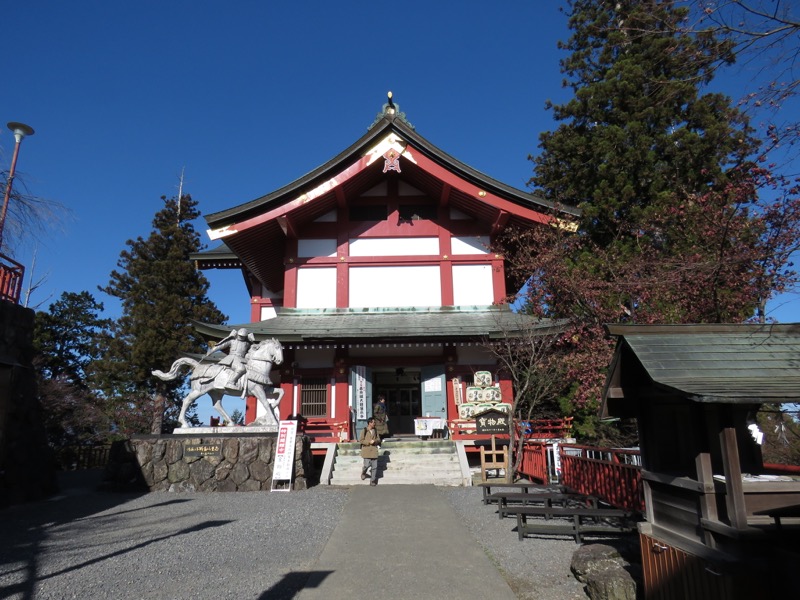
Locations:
0;473;588;599
439;487;587;600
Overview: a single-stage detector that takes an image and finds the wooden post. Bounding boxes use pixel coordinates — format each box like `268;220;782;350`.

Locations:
720;427;748;528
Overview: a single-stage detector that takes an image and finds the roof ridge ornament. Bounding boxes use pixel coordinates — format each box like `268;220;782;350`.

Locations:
369;91;414;130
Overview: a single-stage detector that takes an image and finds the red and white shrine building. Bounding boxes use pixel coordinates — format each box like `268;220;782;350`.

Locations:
193;98;577;445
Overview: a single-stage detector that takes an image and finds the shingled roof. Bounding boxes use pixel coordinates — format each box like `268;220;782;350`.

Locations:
194;306;565;347
603;323;800;411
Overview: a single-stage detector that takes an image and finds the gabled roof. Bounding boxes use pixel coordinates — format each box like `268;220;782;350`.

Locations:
194;305;565;346
197;101;579;293
602;324;800;414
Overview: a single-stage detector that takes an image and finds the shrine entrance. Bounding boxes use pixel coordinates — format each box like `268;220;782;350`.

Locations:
376;385;420;435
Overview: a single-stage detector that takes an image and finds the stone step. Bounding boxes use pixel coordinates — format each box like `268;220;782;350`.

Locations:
334;475;465;486
334;454;460;463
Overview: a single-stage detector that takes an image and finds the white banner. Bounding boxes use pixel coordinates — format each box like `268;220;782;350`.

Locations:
273;420;298;481
354;365;368;420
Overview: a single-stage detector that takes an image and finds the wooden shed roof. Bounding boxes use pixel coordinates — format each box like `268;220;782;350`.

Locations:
603;323;800;412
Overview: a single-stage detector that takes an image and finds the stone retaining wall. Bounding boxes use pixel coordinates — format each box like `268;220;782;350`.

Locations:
0;300;57;507
103;434;313;492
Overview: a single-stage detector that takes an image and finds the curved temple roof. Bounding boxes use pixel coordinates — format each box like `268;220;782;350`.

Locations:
195;98;579;294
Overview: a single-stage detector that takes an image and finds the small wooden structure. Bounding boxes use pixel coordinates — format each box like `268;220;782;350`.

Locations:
480;435;509;482
603;324;800;599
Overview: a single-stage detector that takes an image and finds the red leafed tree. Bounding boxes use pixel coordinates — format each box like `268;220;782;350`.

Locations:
498;162;800;442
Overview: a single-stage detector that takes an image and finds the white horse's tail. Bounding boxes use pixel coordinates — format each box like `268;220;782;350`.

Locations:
152;357;200;381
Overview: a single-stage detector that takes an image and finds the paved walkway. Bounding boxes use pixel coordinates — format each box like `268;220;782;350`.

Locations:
298;484;517;599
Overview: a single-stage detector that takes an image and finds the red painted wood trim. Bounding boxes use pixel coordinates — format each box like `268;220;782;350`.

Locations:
336;261;349;308
408;151;553;224
209;155;373;239
440;260;454;306
492;257;506;302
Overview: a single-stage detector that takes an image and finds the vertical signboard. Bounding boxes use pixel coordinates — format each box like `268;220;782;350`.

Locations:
354;365;368;420
350;366;372;441
271;419;298;491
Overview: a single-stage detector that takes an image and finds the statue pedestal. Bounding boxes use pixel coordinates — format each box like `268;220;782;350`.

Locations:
172;425;278;435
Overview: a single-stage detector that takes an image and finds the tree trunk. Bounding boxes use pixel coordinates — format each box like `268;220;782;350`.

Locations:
151;393;165;434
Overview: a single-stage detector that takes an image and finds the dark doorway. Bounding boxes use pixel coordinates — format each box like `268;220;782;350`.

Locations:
375;386;420;435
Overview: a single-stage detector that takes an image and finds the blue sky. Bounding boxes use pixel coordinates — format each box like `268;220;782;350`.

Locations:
4;0;799;328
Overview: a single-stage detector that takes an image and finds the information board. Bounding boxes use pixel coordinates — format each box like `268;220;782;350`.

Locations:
273;419;298;484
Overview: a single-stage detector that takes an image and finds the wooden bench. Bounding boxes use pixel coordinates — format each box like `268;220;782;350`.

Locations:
491;492;597;519
478;482;566;504
507;505;639;543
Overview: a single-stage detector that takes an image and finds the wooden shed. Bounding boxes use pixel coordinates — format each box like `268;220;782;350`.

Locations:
602;324;800;600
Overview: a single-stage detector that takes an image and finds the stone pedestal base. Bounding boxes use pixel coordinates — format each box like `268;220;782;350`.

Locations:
103;433;312;492
172;425;278;435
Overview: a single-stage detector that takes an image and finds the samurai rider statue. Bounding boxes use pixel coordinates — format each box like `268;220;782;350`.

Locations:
213;327;255;396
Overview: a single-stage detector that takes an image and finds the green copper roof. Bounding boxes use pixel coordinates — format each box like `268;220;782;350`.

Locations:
195;306;564;344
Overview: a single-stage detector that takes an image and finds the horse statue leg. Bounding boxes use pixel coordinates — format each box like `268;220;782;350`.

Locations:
178;386;206;428
210;389;235;425
249;384;279;428
270;387;285;422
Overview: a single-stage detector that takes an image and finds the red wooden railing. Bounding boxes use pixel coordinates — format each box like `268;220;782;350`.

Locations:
517;417;573;440
559;444;644;511
518;441;550;483
0;252;24;304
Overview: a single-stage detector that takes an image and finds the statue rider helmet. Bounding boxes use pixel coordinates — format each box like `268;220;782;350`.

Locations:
236;328;249;339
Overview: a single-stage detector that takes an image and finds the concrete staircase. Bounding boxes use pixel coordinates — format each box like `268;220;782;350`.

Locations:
326;439;470;486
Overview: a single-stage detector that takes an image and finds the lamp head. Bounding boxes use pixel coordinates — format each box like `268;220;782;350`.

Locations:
7;122;34;144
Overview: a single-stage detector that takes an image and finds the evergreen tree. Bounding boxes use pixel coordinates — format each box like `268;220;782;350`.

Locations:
33;291;113;448
92;195;226;434
533;0;756;246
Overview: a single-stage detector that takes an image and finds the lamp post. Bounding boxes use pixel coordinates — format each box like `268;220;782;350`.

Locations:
0;122;35;252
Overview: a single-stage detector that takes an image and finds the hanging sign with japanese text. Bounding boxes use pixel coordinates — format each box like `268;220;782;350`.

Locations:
475;409;510;435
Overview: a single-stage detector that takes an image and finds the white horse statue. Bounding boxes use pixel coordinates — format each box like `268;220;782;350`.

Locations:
152;338;284;429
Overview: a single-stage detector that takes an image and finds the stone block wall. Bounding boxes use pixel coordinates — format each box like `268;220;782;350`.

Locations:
0;300;57;507
103;433;313;492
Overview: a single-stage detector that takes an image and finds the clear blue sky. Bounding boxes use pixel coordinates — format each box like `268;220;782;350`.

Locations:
4;0;799;327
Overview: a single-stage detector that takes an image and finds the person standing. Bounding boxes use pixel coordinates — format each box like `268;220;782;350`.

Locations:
373;394;389;441
359;417;380;485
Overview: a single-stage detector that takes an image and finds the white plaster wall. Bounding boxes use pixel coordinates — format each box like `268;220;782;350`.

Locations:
349;237;439;257
260;306;278;320
298;238;337;257
350;265;441;307
451;236;490;255
296;267;337;308
452;264;495;306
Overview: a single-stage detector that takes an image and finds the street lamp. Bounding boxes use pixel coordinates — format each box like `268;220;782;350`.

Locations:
0;121;35;252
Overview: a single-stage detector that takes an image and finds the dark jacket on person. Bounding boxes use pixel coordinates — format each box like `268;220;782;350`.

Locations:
373;401;389;436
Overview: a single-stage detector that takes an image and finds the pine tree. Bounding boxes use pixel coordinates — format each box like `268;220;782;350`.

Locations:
33;291;113;447
92;195;227;434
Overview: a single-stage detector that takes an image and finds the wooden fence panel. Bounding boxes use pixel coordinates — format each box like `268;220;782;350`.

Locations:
560;444;644;511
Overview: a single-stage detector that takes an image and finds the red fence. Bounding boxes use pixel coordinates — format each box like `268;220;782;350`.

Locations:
559;444;644;511
0;252;24;304
518;442;550;483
